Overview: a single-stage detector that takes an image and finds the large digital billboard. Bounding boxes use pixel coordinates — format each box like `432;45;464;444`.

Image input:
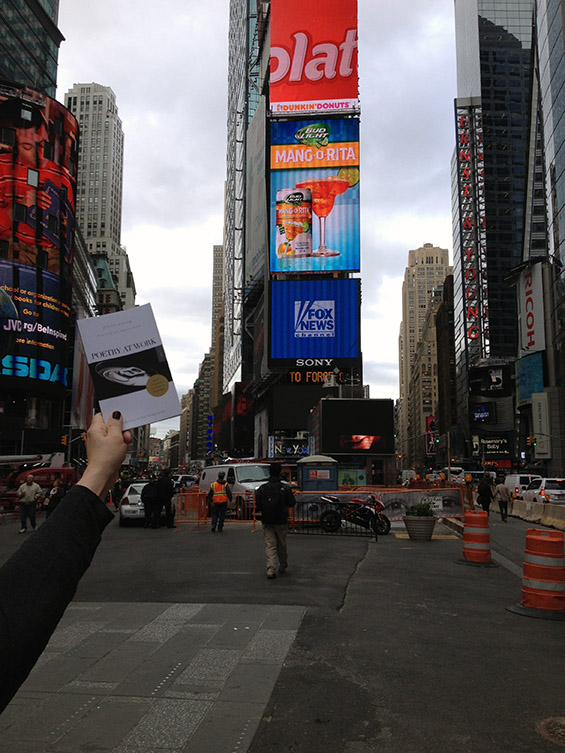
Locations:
269;278;360;364
270;0;359;115
0;84;78;393
313;398;394;455
270;117;359;273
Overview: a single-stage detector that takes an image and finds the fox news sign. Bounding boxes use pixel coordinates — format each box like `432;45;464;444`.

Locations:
269;279;360;367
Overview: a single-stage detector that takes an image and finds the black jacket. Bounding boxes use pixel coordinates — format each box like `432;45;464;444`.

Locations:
255;476;296;525
0;485;113;714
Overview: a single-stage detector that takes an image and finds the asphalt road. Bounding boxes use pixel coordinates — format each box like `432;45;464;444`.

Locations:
1;506;565;752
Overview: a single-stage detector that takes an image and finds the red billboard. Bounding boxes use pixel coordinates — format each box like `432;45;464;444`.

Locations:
270;0;359;115
0;84;78;393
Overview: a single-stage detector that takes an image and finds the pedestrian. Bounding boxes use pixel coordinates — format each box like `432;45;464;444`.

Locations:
477;473;494;515
16;474;42;533
44;478;66;519
494;478;511;521
0;410;132;714
151;469;175;528
207;470;232;532
255;463;296;579
141;478;159;528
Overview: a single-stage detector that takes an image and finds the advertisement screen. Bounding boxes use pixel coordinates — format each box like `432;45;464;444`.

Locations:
319;399;394;455
0;85;78;393
269;278;360;363
270;117;359;273
270;0;359;115
468;364;513;398
516;351;544;407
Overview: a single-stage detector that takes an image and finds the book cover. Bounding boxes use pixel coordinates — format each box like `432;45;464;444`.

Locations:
77;304;181;430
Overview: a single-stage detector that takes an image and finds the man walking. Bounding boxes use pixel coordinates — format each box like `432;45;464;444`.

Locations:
494;477;511;521
17;474;42;533
255;463;296;579
207;471;232;532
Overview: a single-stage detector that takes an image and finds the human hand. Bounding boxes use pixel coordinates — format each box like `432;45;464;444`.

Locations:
76;412;132;500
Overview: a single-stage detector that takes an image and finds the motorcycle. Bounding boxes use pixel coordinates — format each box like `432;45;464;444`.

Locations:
318;493;391;535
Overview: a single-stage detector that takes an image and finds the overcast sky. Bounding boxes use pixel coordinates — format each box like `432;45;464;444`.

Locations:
55;0;457;438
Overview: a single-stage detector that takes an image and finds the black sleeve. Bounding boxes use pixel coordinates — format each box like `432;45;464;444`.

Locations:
284;485;296;507
0;485;114;714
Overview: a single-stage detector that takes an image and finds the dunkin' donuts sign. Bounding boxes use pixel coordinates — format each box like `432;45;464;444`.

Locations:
270;0;359;115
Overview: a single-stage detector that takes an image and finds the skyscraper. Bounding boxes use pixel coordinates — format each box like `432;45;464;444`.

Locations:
223;0;262;392
452;0;535;463
398;244;451;465
0;0;63;97
64;83;135;309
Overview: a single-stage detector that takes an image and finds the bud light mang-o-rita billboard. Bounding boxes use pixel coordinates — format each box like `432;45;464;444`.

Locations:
269;0;359;115
269;278;360;364
0;84;78;392
270;117;360;274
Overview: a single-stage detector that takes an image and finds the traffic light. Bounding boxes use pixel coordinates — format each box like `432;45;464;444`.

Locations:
527;436;533;446
532;436;537;446
61;434;68;446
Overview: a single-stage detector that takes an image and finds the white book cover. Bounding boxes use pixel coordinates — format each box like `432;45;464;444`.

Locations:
77;304;181;430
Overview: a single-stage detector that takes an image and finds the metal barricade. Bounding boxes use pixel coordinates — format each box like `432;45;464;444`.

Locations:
175;490;208;529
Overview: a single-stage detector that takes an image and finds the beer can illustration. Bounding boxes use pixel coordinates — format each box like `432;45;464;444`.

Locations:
276;188;312;257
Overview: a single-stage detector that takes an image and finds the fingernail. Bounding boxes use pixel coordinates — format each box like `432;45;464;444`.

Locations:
112;411;121;419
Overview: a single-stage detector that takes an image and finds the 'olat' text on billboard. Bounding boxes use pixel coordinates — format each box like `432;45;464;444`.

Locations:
270;0;359;115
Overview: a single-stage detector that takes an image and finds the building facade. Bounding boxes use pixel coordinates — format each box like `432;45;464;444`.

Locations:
0;0;63;98
64;83;135;310
398;243;451;465
452;0;537;467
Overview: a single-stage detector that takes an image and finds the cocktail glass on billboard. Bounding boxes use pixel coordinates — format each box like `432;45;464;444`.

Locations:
295;176;350;256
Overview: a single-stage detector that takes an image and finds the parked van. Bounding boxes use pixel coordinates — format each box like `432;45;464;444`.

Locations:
504;474;542;497
440;467;465;483
199;463;271;518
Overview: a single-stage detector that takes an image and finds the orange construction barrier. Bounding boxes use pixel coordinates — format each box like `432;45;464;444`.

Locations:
457;510;498;567
507;529;565;619
175;490;207;528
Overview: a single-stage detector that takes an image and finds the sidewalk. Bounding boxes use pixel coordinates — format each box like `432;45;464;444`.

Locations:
1;518;564;752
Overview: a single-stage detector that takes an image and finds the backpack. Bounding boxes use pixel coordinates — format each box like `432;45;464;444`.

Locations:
259;482;284;524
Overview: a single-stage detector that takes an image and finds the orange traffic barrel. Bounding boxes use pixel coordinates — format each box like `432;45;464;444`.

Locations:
507;529;565;620
456;510;499;568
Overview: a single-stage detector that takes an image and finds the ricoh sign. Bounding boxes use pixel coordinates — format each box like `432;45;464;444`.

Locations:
269;0;359;115
518;263;545;354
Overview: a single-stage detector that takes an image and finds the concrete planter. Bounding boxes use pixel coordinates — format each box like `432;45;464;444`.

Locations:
403;516;436;541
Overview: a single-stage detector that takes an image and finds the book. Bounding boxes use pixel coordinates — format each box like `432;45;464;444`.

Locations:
77;304;181;430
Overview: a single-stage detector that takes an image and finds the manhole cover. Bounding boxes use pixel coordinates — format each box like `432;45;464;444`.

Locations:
538;717;565;747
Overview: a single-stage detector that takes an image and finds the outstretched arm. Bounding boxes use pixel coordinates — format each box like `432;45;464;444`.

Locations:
0;412;131;714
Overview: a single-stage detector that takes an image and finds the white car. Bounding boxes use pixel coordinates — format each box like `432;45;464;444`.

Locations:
118;482;176;526
521;478;565;504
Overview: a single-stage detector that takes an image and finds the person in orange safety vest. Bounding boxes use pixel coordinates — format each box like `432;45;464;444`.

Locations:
207;471;232;532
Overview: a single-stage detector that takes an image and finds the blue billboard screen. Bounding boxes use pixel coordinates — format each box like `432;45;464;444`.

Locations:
270;279;359;360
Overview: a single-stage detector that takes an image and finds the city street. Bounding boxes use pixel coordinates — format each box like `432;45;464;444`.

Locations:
0;508;564;752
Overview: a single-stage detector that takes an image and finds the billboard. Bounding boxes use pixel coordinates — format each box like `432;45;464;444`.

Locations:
312;398;394;455
518;262;545;354
270;117;360;273
269;278;360;364
0;84;78;393
270;0;359;115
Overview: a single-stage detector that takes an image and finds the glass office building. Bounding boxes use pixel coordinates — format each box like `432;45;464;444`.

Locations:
452;0;535;461
0;0;63;98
